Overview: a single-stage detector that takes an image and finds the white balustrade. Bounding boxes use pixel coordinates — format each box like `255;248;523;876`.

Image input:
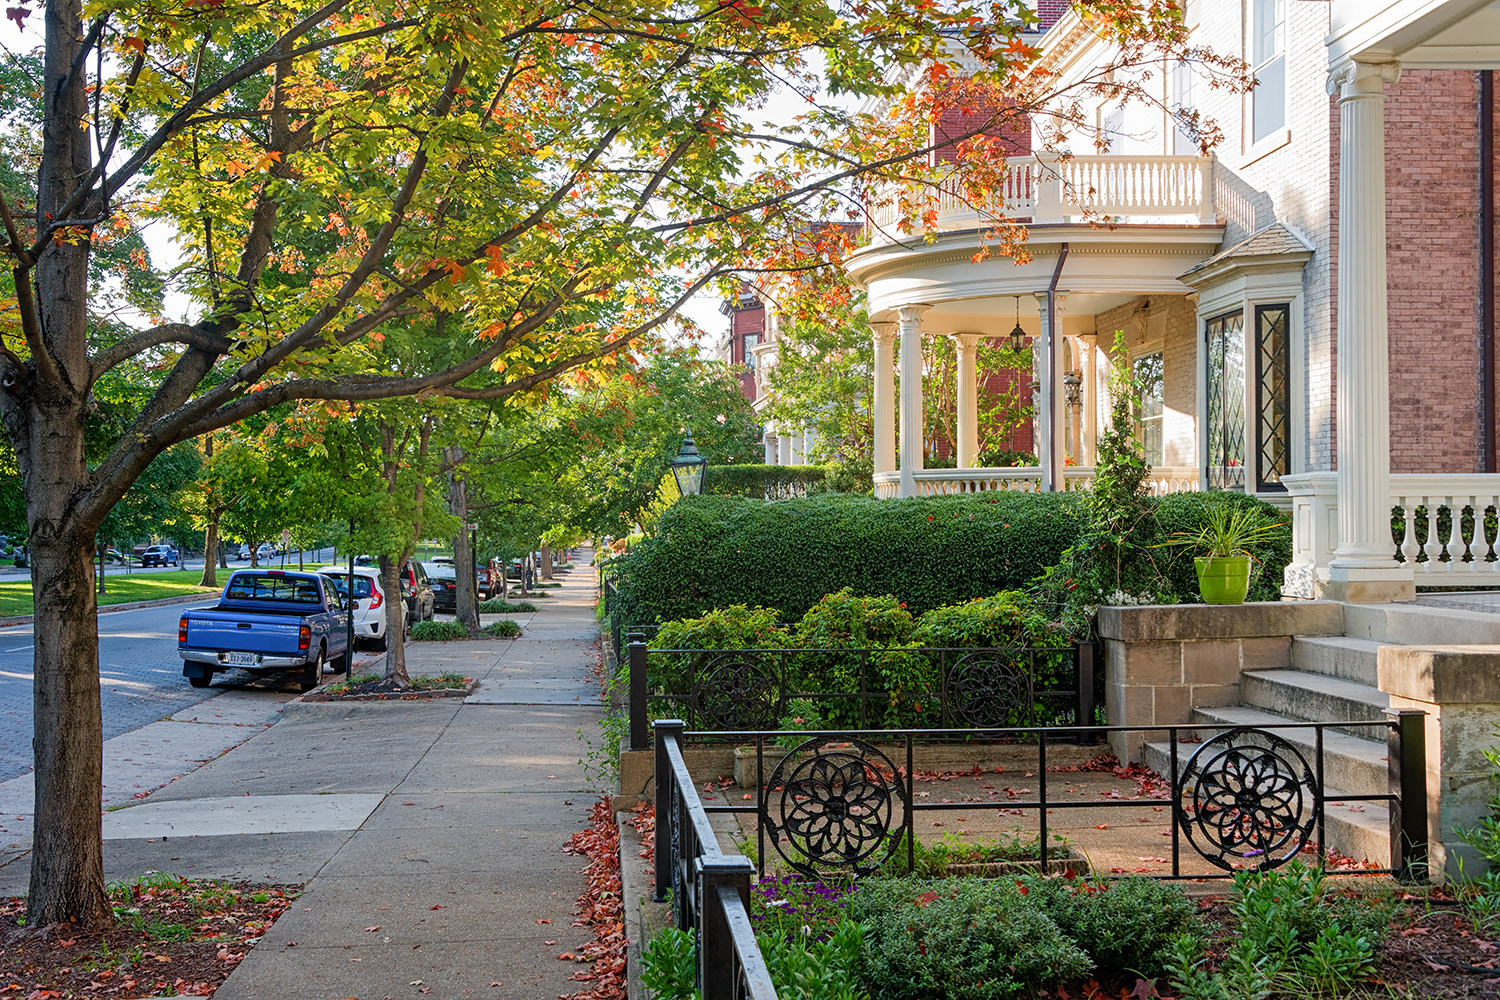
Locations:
1283;472;1500;596
897;465;1200;498
865;155;1212;241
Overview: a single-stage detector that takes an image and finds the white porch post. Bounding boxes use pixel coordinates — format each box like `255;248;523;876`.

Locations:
1034;292;1067;490
897;304;931;497
1327;59;1413;602
764;425;779;465
788;426;805;465
950;332;983;469
1080;334;1098;466
871;321;897;482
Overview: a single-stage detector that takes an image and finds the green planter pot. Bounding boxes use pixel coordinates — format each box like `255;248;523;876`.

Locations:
1195;555;1252;605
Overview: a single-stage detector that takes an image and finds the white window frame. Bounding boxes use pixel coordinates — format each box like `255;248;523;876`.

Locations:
1242;0;1291;165
1129;343;1166;467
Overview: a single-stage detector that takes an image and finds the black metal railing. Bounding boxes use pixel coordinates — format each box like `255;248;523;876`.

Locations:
626;635;1100;750
656;714;1427;885
655;720;780;1000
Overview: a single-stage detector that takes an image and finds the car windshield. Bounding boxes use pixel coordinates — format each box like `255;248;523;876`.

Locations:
320;574;373;598
421;562;455;580
225;573;324;603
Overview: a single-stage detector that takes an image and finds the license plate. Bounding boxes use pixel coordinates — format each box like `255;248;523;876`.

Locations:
225;651;256;666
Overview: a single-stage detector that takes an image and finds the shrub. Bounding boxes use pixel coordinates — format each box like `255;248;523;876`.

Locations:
759;919;869;1000
615;492;1089;628
650;604;787;651
909;589;1066;649
852;877;1092;1000
702;463;830;499
639;927;696;1000
410;620;468;641
1154;492;1291;603
478;598;538;613
483;619;521;638
791;590;930;727
793;588;916;648
1021;874;1199;976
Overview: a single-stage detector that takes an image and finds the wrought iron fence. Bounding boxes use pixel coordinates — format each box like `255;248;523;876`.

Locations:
656;722;780;1000
626;635;1100;749
656;714;1427;885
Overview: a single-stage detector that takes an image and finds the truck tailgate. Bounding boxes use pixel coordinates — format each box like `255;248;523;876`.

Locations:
183;609;303;656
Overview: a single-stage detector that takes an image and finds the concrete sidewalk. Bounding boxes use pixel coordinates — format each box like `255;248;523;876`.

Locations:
2;555;606;1000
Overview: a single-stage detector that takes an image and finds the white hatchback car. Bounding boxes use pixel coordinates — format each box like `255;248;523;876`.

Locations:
315;566;403;650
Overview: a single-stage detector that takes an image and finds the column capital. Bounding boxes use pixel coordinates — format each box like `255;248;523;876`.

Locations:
947;331;984;351
1328;58;1400;100
895;303;932;327
870;320;898;347
1033;291;1068;313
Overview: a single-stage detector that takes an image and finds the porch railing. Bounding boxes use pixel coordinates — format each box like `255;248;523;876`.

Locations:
625;636;1100;750
864;154;1214;241
1283;472;1500;593
874;465;1200;498
654;712;1426;996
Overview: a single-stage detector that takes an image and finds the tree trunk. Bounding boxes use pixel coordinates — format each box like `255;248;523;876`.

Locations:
199;519;219;588
249;544;258;569
449;467;479;636
378;556;411;685
28;533;110;929
540;545;553;580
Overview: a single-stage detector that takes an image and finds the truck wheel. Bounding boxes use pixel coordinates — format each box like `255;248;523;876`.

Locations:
299;647;325;692
188;674;211;688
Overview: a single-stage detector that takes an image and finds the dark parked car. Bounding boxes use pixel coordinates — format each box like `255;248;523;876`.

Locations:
400;561;435;623
142;544;179;567
421;561;458;613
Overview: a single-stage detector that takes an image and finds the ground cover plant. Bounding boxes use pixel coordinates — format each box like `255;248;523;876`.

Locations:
0;874;298;997
479;598;539;613
317;670;472;698
483;619;522;638
410;620;470;641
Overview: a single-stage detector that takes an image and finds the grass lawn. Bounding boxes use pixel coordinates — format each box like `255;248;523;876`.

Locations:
0;570;218;616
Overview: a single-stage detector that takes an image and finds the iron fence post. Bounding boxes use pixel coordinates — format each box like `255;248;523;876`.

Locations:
629;633;648;751
654;719;684;902
1386;708;1429;882
697;855;755;1000
1074;641;1097;744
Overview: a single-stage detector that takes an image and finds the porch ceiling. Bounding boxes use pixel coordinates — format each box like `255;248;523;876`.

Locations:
1330;0;1500;69
848;224;1223;328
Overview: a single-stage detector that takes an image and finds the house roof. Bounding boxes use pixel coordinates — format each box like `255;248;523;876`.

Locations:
1180;223;1315;277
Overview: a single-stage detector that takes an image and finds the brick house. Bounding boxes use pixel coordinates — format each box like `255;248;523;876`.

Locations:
847;0;1500;605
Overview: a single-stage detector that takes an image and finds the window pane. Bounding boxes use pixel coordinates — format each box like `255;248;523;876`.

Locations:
1253;54;1286;142
1253;0;1283;65
1206;312;1246;491
1255;304;1291;490
1132;351;1164;466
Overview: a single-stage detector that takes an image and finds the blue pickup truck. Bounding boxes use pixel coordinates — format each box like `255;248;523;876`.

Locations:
179;570;353;691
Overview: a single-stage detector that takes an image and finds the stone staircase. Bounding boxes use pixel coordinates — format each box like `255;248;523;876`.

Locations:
1141;603;1500;867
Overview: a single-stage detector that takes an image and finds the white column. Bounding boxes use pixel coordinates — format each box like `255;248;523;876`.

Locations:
1080;334;1098;466
803;423;818;464
871;322;897;482
763;426;777;465
949;333;983;469
1326;59;1413;603
788;427;804;465
1034;292;1067;490
897;304;931;497
1067;337;1083;466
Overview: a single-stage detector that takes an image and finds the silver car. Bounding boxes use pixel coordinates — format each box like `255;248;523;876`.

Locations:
315;566;403;650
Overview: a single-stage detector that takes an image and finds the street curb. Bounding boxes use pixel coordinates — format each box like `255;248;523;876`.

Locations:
0;591;213;628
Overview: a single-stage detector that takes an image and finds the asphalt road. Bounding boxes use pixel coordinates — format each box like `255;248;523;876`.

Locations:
0;546;342;580
0;601;308;782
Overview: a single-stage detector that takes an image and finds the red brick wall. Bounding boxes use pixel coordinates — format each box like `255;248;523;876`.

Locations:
1382;70;1484;474
728;299;763;402
1035;0;1067;30
932;97;1031;165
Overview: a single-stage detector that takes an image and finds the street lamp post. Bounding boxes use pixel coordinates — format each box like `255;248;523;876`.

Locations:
669;433;708;497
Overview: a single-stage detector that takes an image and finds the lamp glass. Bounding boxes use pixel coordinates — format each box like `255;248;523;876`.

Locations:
669;434;707;496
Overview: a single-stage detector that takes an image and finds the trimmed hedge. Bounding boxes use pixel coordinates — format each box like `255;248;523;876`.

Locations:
615;492;1088;627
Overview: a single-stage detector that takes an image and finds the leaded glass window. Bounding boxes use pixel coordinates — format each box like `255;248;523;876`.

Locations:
1206;311;1246;490
1254;304;1290;490
1133;351;1164;466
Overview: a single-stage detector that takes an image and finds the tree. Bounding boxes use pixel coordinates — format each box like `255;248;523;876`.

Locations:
1;0;1240;929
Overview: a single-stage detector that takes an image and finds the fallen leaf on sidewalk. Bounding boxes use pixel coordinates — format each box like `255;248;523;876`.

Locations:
488;982;502;988
429;905;444;910
557;952;576;960
364;926;380;932
537;918;552;924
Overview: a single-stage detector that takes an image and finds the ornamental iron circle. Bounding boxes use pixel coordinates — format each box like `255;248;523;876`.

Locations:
762;736;906;878
1174;729;1320;872
946;649;1033;728
693;653;780;730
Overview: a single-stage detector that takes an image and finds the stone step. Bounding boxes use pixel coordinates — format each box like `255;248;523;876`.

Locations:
1240;669;1390;734
1186;704;1390;795
1289;636;1383;685
1141;737;1392;868
1343;602;1500;646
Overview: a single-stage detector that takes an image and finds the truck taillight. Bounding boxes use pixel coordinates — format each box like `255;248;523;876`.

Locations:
298;625;310;651
369;585;382;610
178;618;188;643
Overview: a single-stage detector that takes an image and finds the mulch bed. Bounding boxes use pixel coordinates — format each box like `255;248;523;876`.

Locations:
0;879;299;998
302;676;476;701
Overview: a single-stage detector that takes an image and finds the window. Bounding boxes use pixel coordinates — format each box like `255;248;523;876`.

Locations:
1171;61;1197;155
225;574;323;603
1253;304;1291;490
1133;351;1165;465
321;573;374;599
1250;0;1286;144
1205;311;1247;490
1103;106;1126;153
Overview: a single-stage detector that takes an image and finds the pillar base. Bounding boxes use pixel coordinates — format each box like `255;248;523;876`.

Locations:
1323;565;1415;604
